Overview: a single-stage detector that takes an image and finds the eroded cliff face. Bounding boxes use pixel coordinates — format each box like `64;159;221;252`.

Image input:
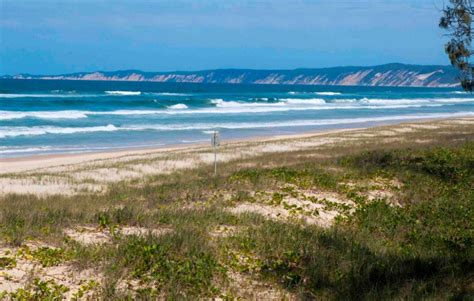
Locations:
6;63;460;87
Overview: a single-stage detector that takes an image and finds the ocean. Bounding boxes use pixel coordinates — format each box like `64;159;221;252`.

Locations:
1;79;473;158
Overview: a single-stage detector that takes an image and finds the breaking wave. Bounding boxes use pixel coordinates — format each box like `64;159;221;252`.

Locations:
0;125;118;138
288;91;342;96
315;92;342;96
0;110;88;120
280;98;326;105
167;103;189;109
0;102;456;121
2;112;473;138
105;91;141;95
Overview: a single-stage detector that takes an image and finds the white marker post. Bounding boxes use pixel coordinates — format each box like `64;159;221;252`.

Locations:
211;131;220;176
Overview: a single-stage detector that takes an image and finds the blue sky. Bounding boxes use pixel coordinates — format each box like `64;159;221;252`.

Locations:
0;0;450;74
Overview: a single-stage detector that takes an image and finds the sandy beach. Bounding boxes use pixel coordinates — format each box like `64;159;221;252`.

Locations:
2;117;473;196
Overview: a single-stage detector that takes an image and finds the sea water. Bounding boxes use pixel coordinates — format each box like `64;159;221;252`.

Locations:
1;79;473;157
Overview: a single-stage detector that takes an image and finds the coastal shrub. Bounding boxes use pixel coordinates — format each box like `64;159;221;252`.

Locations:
229;215;473;299
0;256;16;269
94;206;141;229
344;141;474;183
31;247;69;267
1;211;26;246
105;229;224;298
229;165;340;191
224;142;474;299
2;278;69;300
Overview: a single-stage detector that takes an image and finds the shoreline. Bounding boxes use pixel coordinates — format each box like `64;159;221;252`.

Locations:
1;116;473;195
1;116;472;175
0;126;355;175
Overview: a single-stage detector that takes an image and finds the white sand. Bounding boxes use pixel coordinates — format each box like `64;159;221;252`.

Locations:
1;117;473;196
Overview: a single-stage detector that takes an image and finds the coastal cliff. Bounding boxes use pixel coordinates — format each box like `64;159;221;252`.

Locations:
4;63;460;87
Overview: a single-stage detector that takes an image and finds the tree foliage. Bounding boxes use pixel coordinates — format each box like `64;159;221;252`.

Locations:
440;0;474;91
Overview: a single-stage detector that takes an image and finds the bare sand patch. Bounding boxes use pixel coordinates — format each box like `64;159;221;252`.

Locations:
224;271;296;300
64;225;173;246
229;197;343;228
0;178;103;196
64;227;111;245
409;124;441;130
230;203;291;221
119;226;173;237
0;244;101;298
442;118;474;125
377;130;398;136
392;127;416;133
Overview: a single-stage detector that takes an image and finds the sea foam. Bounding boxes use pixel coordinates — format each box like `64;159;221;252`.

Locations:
105;91;142;95
314;92;342;96
167;104;189;109
0;110;89;120
0;125;118;138
3;112;472;139
0;101;454;121
281;98;326;105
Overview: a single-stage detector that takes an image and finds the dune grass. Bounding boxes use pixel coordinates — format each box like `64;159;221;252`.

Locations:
0;122;473;299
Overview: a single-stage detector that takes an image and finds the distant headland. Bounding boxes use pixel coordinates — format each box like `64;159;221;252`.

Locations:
2;63;460;88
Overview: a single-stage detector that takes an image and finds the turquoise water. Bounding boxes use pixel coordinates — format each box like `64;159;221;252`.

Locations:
1;79;473;157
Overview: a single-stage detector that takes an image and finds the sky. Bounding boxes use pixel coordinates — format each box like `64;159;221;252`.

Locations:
0;0;452;75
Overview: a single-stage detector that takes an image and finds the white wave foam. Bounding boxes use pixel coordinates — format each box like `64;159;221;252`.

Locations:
105;91;141;95
280;98;326;105
0;103;449;121
167;104;188;109
0;125;118;138
2;112;472;139
209;97;473;108
91;110;165;116
210;99;286;107
360;97;474;105
315;92;342;96
288;91;342;96
124;112;474;131
1;97;462;121
154;92;189;96
0;93;97;98
0;110;88;120
211;98;327;107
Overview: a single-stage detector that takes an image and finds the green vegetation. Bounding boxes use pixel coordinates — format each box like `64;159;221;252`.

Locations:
440;0;474;91
0;123;473;299
1;279;69;300
0;256;16;269
224;142;474;299
31;247;69;267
